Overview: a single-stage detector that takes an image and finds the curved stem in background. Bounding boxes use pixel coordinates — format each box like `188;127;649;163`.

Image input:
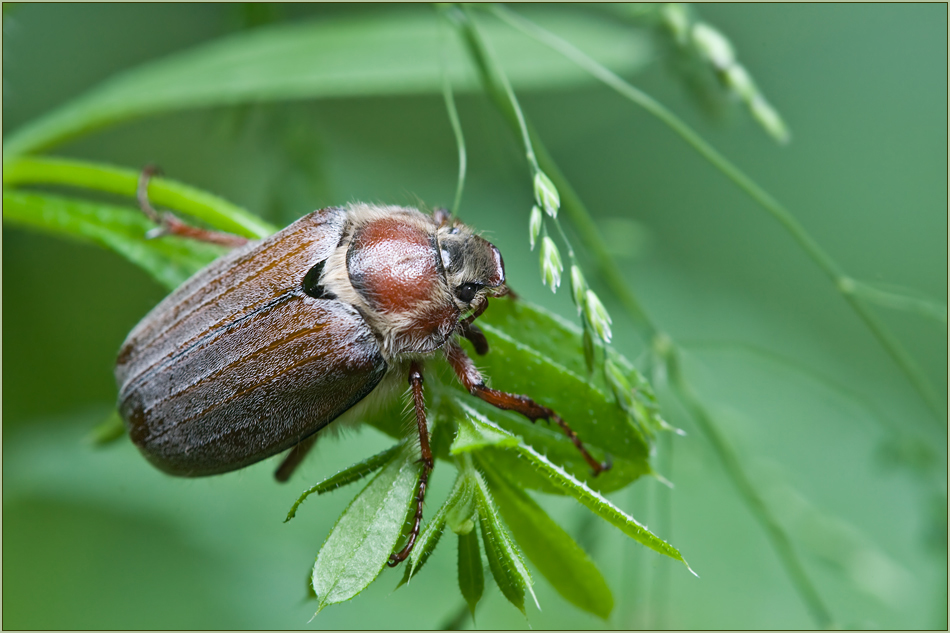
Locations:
451;6;837;628
665;349;835;629
489;3;944;425
440;19;468;215
2;156;275;239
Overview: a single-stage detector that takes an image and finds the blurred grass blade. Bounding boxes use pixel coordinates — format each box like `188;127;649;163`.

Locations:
4;8;653;157
482;467;613;620
472;470;536;615
457;531;485;621
842;278;948;324
461;405;692;572
285;444;401;522
3;156;274;238
489;3;944;422
3;190;223;291
311;446;420;614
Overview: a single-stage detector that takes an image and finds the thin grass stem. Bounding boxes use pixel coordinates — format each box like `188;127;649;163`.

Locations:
665;350;836;629
451;8;836;627
840;278;947;324
490;3;943;423
440;20;468;214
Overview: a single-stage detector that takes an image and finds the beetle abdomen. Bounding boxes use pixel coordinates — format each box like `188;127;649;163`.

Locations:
115;208;388;476
120;295;386;476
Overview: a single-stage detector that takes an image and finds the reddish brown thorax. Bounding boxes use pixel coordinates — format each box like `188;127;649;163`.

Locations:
347;217;442;316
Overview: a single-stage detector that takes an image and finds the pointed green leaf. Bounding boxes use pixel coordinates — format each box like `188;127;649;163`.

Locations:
3;190;222;291
312;447;420;614
286;444;401;522
466;411;692;572
402;470;471;584
451;410;521;454
4;9;653;157
482;466;613;620
472;470;537;615
457;531;485;621
451;399;647;496
397;513;445;589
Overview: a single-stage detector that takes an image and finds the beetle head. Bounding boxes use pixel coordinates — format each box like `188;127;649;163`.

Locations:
436;223;506;312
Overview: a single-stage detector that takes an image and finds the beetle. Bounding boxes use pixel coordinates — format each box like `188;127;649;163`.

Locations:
116;168;609;565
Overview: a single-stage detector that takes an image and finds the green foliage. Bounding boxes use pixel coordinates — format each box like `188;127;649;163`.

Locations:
3;3;945;630
484;468;613;619
3;7;652;158
311;445;420;613
457;529;484;620
285;444;400;522
2;150;685;618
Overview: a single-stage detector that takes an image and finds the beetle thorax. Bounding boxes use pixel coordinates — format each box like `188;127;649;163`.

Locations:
320;204;459;358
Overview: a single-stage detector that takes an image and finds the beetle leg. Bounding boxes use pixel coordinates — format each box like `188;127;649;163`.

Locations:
459;322;489;355
137;165;250;248
273;434;319;482
445;340;610;476
388;361;434;567
458;296;490;355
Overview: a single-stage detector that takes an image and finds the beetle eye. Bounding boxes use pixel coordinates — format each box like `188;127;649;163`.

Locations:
455;283;480;303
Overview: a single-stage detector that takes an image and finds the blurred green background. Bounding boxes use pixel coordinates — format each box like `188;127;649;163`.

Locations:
3;3;946;629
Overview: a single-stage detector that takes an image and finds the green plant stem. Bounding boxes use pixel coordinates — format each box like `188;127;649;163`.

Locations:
664;350;835;629
651;431;674;629
489;3;943;424
680;339;899;433
452;8;836;627
449;5;655;339
440;25;468;214
2;156;275;239
840;277;948;324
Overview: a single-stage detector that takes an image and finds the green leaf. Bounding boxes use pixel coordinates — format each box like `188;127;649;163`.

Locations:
450;301;651;492
400;474;460;585
3;156;274;238
457;531;484;622
311;446;420;614
397;514;445;589
2;164;687;613
4;8;653;157
285;444;401;522
482;466;613;620
450;408;521;454
2;190;223;291
472;469;537;615
463;409;693;572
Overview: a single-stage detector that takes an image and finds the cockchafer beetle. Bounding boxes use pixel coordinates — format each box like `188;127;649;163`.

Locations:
116;167;609;565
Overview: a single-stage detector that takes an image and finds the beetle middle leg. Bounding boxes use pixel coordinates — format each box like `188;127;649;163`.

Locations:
137;165;250;247
274;434;319;482
445;340;610;476
387;361;434;567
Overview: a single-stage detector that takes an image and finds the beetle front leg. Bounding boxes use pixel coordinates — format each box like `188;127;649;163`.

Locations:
445;340;610;476
387;361;434;567
458;296;490;355
137;165;250;248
